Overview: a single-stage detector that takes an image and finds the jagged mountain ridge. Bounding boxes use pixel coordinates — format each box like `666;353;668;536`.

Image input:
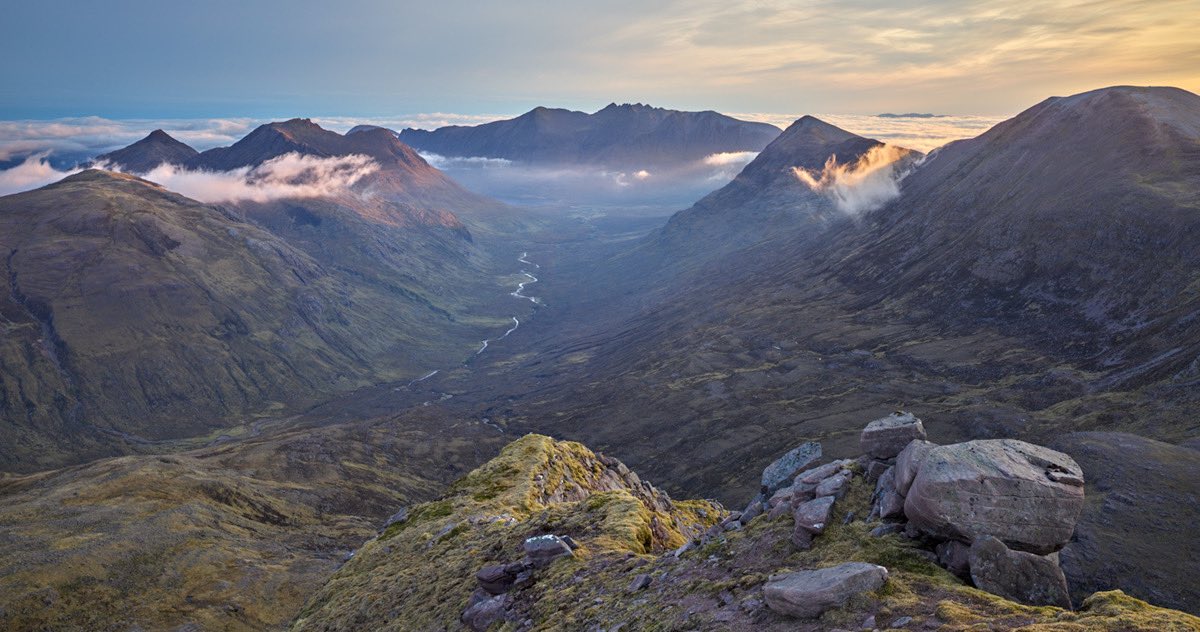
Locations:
395;103;781;168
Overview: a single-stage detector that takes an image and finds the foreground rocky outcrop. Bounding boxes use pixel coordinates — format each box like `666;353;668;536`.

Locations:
289;430;1198;631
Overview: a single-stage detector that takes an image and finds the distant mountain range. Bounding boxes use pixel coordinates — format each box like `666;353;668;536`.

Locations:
391;103;781;168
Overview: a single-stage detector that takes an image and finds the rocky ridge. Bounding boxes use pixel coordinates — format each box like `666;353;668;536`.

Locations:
289;428;1198;631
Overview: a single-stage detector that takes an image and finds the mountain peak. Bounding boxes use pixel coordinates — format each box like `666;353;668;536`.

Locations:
94;129;198;173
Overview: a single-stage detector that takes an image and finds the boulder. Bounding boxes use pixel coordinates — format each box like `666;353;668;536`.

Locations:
894;440;936;496
462;593;507;631
768;500;794;521
628;573;652;593
762;442;823;493
740;498;765;524
873;466;905;519
904;439;1084;554
969;535;1072;608
764;562;889;619
792;496;836;550
476;564;516;595
866;460;890;484
861;412;927;460
523;535;575;568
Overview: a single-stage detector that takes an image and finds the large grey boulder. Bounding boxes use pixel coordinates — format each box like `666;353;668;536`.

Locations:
894;440;936;496
761;442;822;493
904;439;1084;554
861;412;926;460
764;562;889;619
462;592;508;631
969;535;1072;608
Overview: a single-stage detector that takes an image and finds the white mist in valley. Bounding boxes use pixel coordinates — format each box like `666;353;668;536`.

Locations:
792;145;917;215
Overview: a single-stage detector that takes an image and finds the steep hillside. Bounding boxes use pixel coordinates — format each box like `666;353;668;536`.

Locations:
0;171;508;471
657;115;920;255
397;104;780;169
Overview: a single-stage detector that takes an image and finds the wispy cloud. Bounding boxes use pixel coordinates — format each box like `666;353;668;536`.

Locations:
141;153;379;203
793;144;917;215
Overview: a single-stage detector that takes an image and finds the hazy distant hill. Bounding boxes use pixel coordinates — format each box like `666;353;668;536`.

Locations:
394;103;781;168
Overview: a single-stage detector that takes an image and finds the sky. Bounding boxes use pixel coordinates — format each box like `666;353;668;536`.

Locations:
2;0;1198;120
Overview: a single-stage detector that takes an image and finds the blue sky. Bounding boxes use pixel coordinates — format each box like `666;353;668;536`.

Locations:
3;0;1198;120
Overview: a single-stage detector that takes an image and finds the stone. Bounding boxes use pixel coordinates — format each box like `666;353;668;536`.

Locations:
763;562;889;619
794;496;836;535
523;535;575;568
862;615;876;629
628;573;652;593
381;507;408;530
462;593;507;631
890;615;914;628
870;522;906;537
476;564;518;595
762;442;823;493
861;412;927;460
560;535;580;550
740;498;765;524
796;459;854;485
935;540;971;579
969;535;1072;607
815;470;853;499
767;500;794;521
791;525;814;550
873;466;905;520
904;439;1084;554
895;440;936;496
768;485;795;508
866;460;890;483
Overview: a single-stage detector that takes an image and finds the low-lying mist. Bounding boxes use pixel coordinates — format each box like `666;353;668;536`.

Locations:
0;152;380;202
423;151;759;214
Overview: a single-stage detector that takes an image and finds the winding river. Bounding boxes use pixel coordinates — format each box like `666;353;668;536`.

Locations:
477;251;540;353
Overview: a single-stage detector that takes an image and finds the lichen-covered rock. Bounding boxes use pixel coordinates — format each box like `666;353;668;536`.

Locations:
969;535;1072;608
764;562;889;619
761;442;822;494
894;440;936;496
904;439;1084;554
860;412;927;460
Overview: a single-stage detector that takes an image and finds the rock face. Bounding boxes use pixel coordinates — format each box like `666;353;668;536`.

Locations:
904;439;1084;554
873;467;905;519
969;536;1072;608
761;442;823;494
861;413;927;460
764;562;889;619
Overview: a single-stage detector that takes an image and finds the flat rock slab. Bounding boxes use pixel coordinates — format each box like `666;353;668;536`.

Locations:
904;439;1084;554
861;412;927;460
969;535;1072;607
762;442;822;493
764;562;889;619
